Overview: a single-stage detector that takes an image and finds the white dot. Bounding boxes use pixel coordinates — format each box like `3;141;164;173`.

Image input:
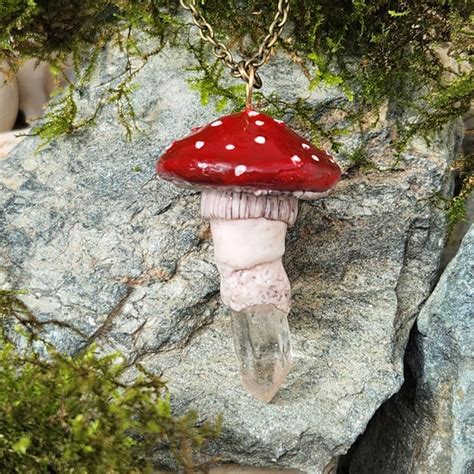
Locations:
329;157;336;163
235;165;247;176
311;154;320;162
302;143;310;150
211;120;223;127
291;155;302;165
195;141;205;149
197;163;208;169
255;136;266;144
248;110;259;117
225;144;235;150
255;120;265;126
274;119;284;124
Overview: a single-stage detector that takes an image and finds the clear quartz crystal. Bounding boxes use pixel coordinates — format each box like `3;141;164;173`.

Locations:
231;304;292;402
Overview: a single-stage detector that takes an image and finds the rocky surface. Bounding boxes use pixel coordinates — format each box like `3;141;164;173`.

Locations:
0;45;464;473
349;224;473;474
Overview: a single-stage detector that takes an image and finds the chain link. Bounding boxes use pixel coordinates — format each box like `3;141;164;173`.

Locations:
179;0;290;95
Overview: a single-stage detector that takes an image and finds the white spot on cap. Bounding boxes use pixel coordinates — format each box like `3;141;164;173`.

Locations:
255;136;266;144
225;144;235;150
329;157;336;163
195;141;205;149
235;165;247;176
311;154;320;162
211;120;223;127
197;162;208;169
274;119;284;124
302;143;310;150
248;110;259;117
255;120;265;126
291;155;302;165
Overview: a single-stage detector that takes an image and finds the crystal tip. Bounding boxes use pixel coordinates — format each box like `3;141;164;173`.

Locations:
240;358;292;402
230;304;293;403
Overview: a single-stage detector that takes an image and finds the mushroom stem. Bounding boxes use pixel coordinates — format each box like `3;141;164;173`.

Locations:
201;190;297;401
210;219;291;312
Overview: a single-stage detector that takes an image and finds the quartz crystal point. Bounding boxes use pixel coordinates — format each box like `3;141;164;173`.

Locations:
231;304;292;402
199;200;296;402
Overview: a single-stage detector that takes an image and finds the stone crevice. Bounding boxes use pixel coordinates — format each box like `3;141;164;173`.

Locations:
83;285;134;348
347;226;473;473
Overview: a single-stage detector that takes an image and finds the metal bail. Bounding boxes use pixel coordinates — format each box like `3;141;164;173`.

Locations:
246;65;255;109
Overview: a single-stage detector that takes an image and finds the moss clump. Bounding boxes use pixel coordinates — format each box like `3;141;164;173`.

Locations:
441;153;474;230
0;290;221;473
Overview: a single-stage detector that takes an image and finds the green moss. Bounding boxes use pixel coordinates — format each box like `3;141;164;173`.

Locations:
187;42;246;112
347;146;369;168
0;290;221;472
432;153;473;230
447;153;474;229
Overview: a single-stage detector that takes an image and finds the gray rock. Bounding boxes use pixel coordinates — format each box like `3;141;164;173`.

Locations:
349;224;473;474
0;44;464;473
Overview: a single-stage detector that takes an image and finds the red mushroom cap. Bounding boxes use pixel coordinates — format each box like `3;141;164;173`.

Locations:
156;108;341;195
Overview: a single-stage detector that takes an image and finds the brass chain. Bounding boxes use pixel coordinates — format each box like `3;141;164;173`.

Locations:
179;0;290;104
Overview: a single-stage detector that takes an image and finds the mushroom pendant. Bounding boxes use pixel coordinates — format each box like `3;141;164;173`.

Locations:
156;108;341;402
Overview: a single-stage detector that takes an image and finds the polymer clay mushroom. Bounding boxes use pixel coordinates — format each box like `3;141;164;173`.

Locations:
156;108;340;402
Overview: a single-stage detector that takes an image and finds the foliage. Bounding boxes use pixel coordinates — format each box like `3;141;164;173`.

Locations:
187;42;246;113
439;153;474;229
0;290;221;473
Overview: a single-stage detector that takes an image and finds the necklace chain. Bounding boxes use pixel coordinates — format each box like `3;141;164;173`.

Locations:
179;0;290;103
